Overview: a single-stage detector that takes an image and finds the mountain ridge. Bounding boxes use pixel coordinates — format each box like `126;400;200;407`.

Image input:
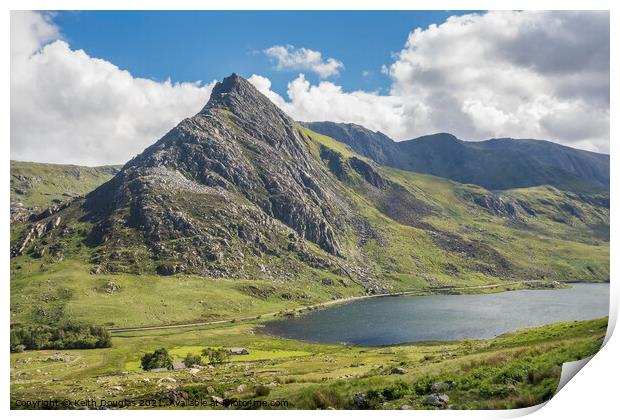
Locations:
10;74;609;328
302;122;609;191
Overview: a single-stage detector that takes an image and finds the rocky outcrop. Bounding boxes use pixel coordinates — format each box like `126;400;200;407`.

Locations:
12;216;62;257
461;190;532;221
82;74;350;277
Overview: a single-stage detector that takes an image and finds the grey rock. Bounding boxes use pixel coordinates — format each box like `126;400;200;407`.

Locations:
431;381;454;392
425;393;450;406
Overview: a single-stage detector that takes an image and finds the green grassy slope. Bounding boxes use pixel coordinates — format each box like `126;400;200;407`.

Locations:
9;132;609;411
9;128;609;329
10;160;120;217
302;127;608;286
10;317;607;409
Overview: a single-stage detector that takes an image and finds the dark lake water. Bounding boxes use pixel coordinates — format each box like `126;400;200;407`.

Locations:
263;283;609;345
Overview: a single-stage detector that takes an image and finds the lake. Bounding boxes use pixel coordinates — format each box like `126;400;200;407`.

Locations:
263;283;609;345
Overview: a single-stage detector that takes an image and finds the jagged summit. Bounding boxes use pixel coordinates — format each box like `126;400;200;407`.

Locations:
83;73;351;278
207;73;250;98
201;73;289;121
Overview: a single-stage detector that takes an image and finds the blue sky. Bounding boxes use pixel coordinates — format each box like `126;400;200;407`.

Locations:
11;10;609;165
53;10;474;96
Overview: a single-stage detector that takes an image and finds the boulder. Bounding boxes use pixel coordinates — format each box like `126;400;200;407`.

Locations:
425;393;450;406
104;281;121;294
390;367;407;375
352;393;367;409
431;381;454;392
159;389;190;403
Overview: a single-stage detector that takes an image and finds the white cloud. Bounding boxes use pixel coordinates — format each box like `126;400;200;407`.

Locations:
250;74;405;137
10;11;216;166
11;10;610;167
256;11;609;153
264;45;344;78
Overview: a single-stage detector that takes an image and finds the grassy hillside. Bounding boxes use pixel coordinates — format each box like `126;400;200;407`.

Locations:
9;128;609;329
10;160;120;220
302;127;608;286
9;134;609;412
10;317;607;409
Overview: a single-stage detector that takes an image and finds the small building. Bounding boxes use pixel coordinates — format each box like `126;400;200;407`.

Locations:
229;348;249;355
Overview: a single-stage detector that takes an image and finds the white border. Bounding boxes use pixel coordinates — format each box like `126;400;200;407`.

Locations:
3;2;617;419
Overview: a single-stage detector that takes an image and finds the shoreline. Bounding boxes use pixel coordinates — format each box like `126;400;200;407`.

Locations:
108;280;575;333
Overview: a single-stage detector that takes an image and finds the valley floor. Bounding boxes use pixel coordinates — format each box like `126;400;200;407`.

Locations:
10;315;607;410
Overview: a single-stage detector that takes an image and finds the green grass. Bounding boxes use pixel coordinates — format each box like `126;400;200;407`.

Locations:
9;129;609;410
11;160;120;211
10;133;608;329
299;126;358;158
10;252;367;327
10;317;607;409
124;347;313;372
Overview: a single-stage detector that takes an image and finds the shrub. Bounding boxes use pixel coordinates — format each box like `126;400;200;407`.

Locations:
141;348;173;371
413;377;434;394
311;387;344;409
362;390;384;409
527;365;561;385
254;385;270;397
381;381;409;400
496;364;528;384
183;352;202;368
10;323;111;351
479;383;515;398
201;347;230;364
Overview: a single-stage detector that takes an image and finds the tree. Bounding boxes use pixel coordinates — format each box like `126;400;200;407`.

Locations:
183;352;202;368
10;323;112;351
141;348;173;371
201;347;230;364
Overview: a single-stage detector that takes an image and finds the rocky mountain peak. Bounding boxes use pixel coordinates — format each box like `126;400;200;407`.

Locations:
201;73;291;123
82;73;349;278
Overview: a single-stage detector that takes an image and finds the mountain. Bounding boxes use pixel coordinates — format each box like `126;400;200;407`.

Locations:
300;121;400;166
302;122;609;191
10;161;120;223
10;74;609;328
82;73;354;278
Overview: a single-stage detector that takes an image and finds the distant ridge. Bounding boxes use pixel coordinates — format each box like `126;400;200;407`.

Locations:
302;122;609;191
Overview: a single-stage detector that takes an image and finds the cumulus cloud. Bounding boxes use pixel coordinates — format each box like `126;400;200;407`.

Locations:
10;11;215;166
256;11;609;153
11;10;610;166
264;45;344;78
